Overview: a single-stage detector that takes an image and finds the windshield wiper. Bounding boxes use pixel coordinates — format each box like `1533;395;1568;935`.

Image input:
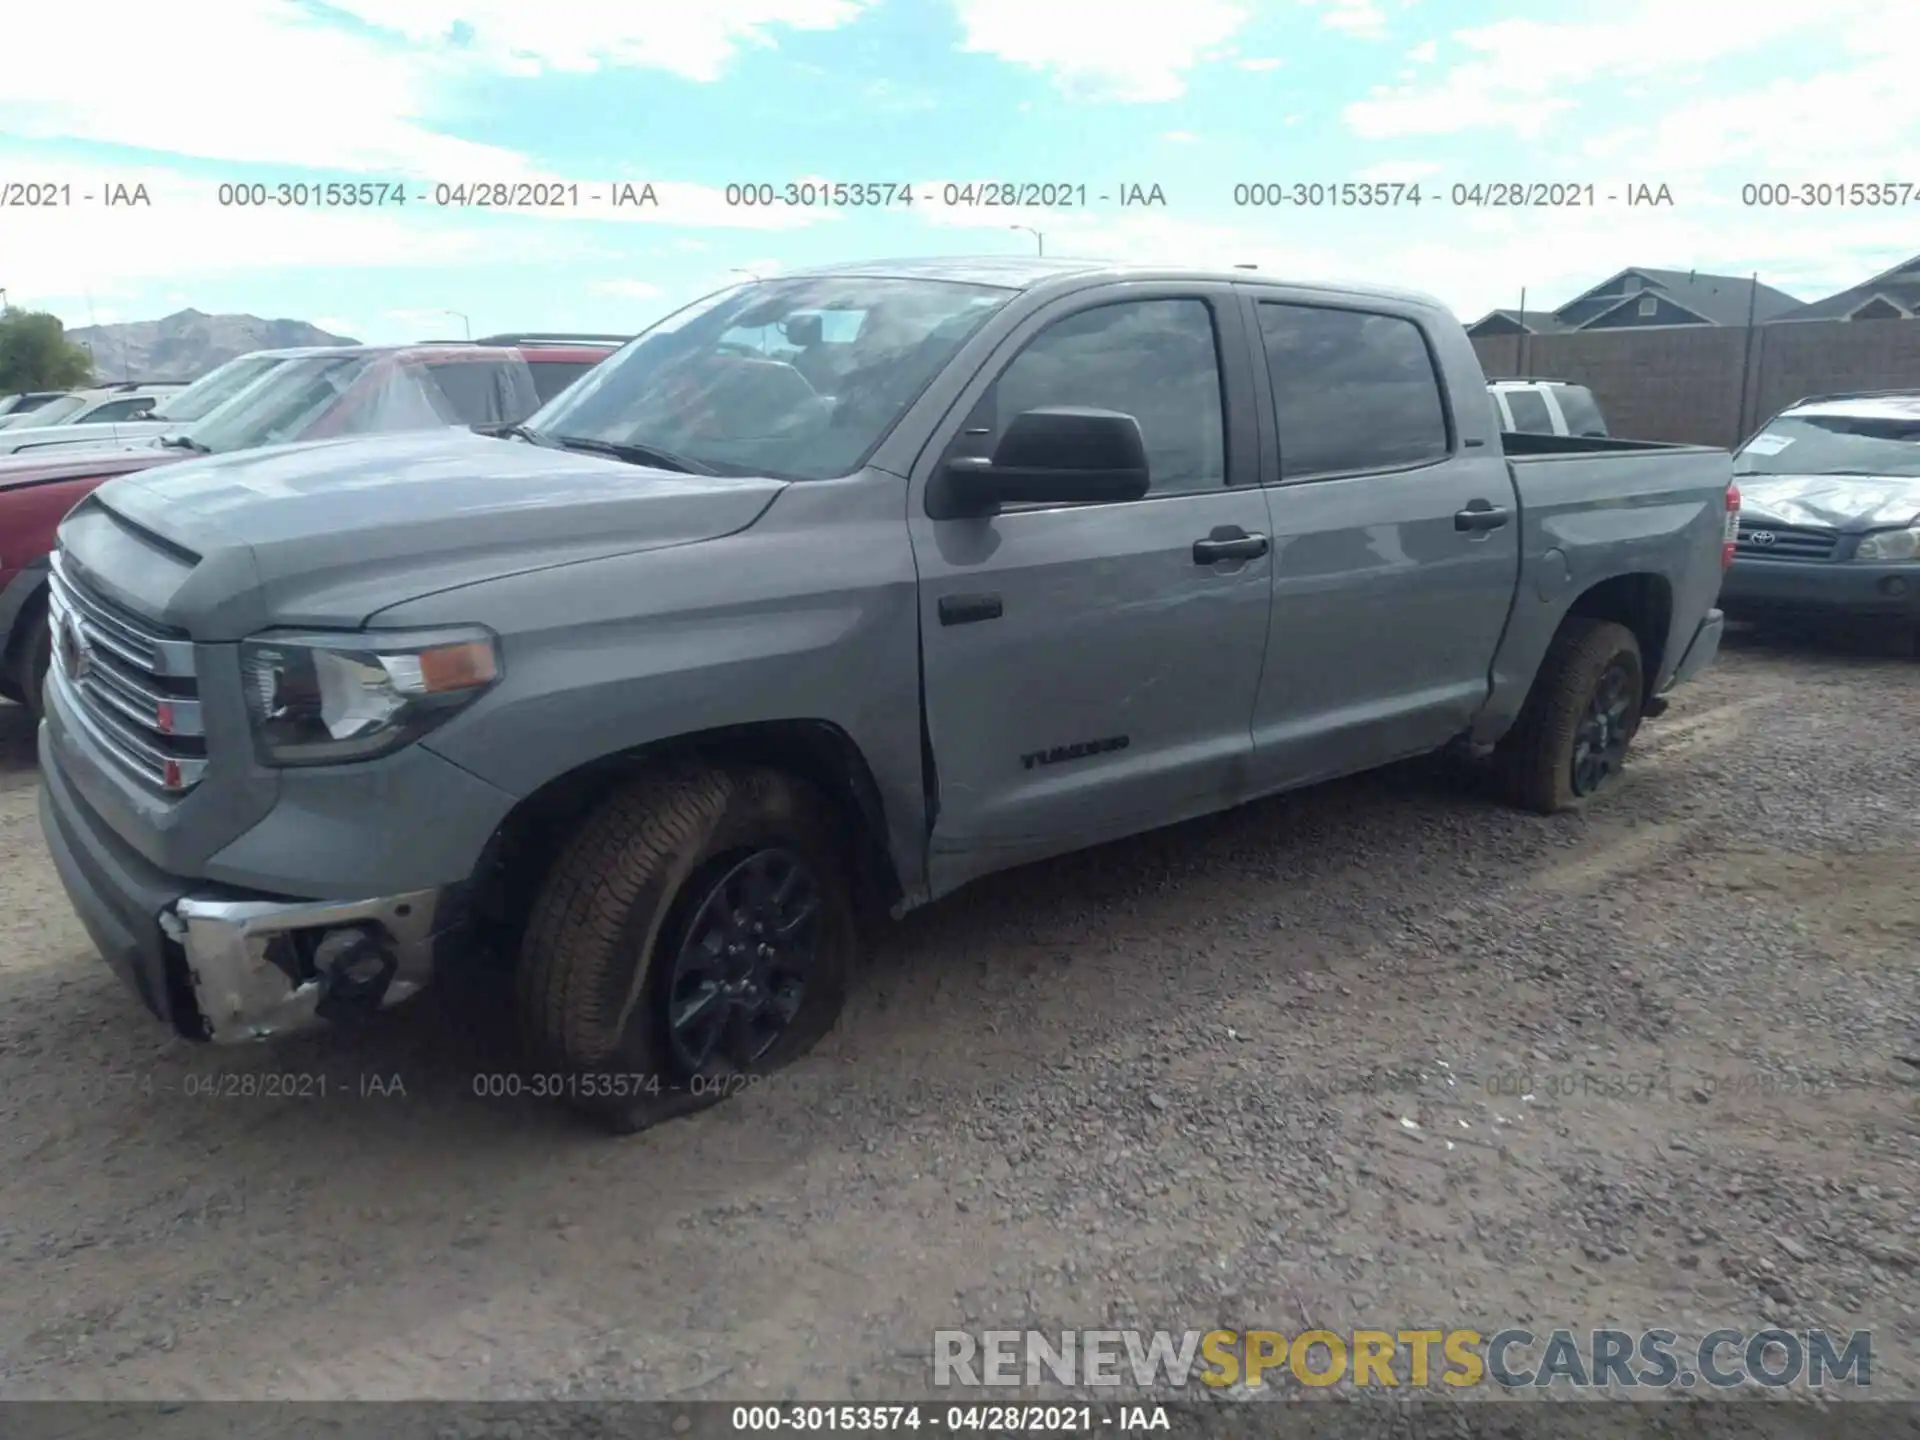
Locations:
481;422;561;448
157;433;210;453
549;434;715;475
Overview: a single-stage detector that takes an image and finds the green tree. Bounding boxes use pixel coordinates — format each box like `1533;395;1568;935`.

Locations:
0;307;95;393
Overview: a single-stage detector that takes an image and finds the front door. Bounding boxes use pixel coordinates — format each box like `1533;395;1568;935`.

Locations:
907;287;1273;895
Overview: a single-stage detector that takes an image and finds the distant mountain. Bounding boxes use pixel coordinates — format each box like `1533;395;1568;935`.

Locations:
66;309;359;382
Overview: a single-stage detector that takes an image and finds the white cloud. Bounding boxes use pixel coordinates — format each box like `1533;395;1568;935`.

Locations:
1163;131;1201;143
1312;0;1390;39
1345;0;1903;141
1407;39;1437;62
1237;57;1285;71
951;0;1252;101
323;0;878;81
0;2;526;175
0;1;877;175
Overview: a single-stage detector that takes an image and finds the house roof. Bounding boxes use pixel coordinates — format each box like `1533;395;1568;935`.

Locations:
1467;308;1567;333
1775;254;1920;320
1555;267;1805;326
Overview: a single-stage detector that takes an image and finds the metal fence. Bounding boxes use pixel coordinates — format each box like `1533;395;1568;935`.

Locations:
1471;319;1920;448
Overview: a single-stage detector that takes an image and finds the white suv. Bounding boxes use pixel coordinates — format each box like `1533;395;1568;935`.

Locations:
1489;378;1610;438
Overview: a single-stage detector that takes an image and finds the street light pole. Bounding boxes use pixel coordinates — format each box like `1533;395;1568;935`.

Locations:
444;309;471;340
1010;225;1044;255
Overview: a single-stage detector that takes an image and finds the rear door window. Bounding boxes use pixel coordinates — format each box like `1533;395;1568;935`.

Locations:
1256;303;1451;477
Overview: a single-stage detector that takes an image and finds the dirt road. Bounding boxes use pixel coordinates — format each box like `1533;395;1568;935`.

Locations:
1;635;1915;1405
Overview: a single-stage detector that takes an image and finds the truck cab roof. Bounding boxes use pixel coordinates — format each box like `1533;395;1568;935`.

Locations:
782;256;1451;312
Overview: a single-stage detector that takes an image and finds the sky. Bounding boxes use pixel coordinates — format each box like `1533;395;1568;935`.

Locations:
1;0;1915;345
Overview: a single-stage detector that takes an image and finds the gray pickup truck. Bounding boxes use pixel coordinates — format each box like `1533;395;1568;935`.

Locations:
36;258;1733;1131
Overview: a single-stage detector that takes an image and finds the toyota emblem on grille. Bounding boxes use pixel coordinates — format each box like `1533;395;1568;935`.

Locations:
1747;530;1776;546
58;615;92;681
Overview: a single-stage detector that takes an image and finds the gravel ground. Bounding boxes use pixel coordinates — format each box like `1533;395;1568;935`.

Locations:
0;631;1914;1412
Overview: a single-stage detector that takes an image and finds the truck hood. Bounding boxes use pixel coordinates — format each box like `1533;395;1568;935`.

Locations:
0;447;179;492
1736;473;1920;532
87;428;789;635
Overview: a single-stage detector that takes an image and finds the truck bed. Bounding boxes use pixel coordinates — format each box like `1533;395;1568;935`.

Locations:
1500;430;1720;456
1472;430;1733;747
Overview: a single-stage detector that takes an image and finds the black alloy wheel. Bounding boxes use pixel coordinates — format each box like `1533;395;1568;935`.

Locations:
1570;654;1636;797
664;847;823;1074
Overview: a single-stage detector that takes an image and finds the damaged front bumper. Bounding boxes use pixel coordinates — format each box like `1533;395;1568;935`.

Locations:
39;725;459;1044
160;890;446;1043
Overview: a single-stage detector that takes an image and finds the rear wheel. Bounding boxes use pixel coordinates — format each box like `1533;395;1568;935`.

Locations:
1493;618;1644;814
515;766;856;1133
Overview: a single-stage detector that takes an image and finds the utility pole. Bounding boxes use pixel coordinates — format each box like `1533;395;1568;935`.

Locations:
1010;225;1044;255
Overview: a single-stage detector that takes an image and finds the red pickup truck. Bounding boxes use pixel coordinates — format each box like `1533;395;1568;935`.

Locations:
0;340;617;719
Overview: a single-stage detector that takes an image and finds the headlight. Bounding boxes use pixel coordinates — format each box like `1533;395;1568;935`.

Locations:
1853;526;1920;563
240;626;500;766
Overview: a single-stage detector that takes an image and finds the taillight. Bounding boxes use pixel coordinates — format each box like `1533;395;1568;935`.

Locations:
1721;481;1740;569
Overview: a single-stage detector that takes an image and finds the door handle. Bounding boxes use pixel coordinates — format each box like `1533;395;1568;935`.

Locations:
1454;501;1510;533
1193;528;1271;564
938;593;1003;626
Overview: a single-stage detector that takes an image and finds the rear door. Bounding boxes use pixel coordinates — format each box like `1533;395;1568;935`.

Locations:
908;284;1272;888
1240;291;1521;792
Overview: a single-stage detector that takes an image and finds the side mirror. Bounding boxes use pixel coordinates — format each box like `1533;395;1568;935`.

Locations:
926;407;1150;519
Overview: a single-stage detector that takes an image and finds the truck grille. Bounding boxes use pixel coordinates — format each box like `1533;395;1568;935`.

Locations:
45;551;207;794
1734;522;1838;562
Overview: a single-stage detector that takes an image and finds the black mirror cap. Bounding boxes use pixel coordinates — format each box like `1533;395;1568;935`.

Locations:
994;406;1147;473
926;407;1151;519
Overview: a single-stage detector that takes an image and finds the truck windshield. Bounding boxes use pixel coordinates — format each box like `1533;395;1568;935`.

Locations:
1734;413;1920;478
150;353;290;423
527;276;1014;480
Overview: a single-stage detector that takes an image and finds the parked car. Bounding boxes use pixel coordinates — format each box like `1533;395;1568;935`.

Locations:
0;390;73;422
1489;378;1610;438
0;382;185;447
0;343;606;718
0;349;337;457
35;258;1731;1132
1721;389;1920;638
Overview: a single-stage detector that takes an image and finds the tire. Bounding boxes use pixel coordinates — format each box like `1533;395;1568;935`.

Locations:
515;766;856;1133
1493;618;1644;815
17;603;51;724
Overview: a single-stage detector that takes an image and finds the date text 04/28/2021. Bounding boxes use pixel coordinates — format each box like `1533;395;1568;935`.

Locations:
726;1405;1170;1431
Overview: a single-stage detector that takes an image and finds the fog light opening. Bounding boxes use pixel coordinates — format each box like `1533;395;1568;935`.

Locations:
1878;575;1909;599
311;924;398;1022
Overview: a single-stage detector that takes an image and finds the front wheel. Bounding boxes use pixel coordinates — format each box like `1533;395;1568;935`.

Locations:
17;603;50;724
1493;618;1644;814
515;766;856;1133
